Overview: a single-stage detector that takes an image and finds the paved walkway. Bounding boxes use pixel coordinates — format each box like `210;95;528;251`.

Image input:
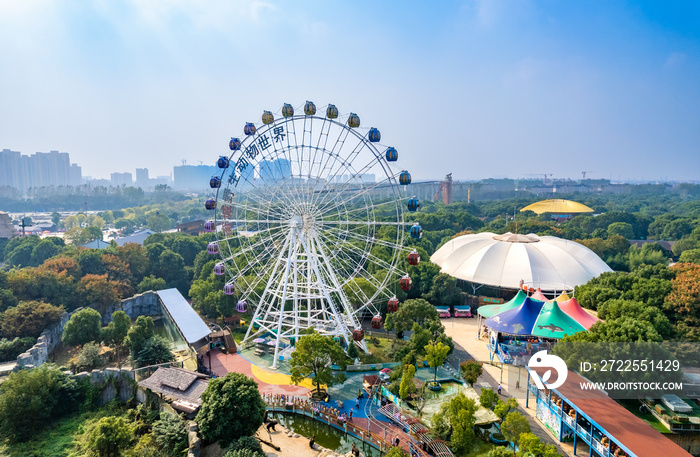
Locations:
208;350;312;396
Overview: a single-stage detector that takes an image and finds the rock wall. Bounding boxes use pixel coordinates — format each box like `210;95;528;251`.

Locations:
16;309;73;369
73;367;137;405
16;291;163;369
101;290;161;325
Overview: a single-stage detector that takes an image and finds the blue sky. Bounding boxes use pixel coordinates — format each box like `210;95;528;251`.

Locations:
0;0;698;181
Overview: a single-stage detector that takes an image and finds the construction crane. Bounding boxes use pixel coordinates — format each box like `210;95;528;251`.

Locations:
434;173;453;205
581;171;593;179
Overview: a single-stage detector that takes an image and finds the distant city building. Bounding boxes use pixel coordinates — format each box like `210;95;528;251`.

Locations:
70;163;82;186
258;158;291;182
0;211;18;239
135;168;149;187
0;149;72;192
173;165;218;190
111;172;133;187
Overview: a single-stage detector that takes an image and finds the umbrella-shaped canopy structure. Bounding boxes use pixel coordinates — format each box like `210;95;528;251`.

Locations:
430;232;612;291
559;297;602;330
531;301;586;338
530;288;549;302
485;297;546;336
554;292;571;302
478;290;527;318
485;297;586;339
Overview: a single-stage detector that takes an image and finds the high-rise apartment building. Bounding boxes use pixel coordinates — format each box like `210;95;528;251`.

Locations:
135;168;149;187
111;172;133;187
0;149;73;191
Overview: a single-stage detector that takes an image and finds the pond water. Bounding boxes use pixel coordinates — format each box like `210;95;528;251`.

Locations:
269;411;381;456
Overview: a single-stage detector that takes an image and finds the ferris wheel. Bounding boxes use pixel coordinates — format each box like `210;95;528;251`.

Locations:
204;101;422;367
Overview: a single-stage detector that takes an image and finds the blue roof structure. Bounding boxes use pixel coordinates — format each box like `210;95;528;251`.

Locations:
156;288;210;344
484;297;545;335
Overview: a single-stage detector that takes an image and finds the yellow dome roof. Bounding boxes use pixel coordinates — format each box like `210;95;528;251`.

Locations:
520;199;593;215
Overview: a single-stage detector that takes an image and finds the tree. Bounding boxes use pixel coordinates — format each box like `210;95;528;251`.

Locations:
425;273;462;306
384;448;409;457
424;340;450;383
196;372;266;447
30;239;62;266
224;436;265;457
460;360;483;386
494;397;519;420
39;255;82;279
665;262;700;340
290;330;348;396
134;336;174;367
431;393;478;455
607;222;635;239
51;211;61;225
0;364;82;442
399;364;417;399
86;415;134;457
115;242;150;283
62;307;102;346
102;310;131;366
152;412;188;456
125;315;155;358
485;447;513;457
0;300;64;339
77;342;103;370
679;248;700;264
137;275;167;293
77;274;120;315
347;340;360;360
480;388;499;409
501;411;531;449
384;298;439;335
147;212;171;233
518;432;560;457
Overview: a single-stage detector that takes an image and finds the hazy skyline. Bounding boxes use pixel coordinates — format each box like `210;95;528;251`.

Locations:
1;1;698;182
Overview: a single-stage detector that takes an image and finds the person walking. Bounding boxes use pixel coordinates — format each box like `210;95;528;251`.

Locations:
497;383;502;395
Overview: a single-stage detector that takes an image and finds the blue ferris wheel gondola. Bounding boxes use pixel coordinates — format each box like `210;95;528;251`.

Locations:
385;147;398;162
205;199;216;210
210;177;221;188
217;157;230;169
407;196;420;212
399;170;411;185
244;122;256;135
368;127;381;143
410;223;422;239
229;137;242;150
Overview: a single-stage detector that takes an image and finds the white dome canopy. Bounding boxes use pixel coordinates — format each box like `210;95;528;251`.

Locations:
430;232;613;290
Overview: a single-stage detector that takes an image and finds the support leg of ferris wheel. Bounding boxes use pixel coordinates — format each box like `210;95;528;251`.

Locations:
271;227;298;369
242;233;291;346
312;233;370;353
302;234;353;351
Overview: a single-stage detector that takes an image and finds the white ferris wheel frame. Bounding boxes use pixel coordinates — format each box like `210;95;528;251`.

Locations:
211;103;413;367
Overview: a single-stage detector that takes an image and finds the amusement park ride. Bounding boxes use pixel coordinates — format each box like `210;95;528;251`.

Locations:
204;102;420;367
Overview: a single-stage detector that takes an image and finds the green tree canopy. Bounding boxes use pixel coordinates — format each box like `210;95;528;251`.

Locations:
152;412;188;456
424;340;450;383
196;372;266;447
501;411;531;448
384;298;439;334
85;415;134;457
290;330;348;395
431;393;478;455
125;315;155;358
0;300;64;339
134;335;174;368
0;364;83;442
460;360;483;386
479;388;499;409
399;364;417;400
62;307;102;346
